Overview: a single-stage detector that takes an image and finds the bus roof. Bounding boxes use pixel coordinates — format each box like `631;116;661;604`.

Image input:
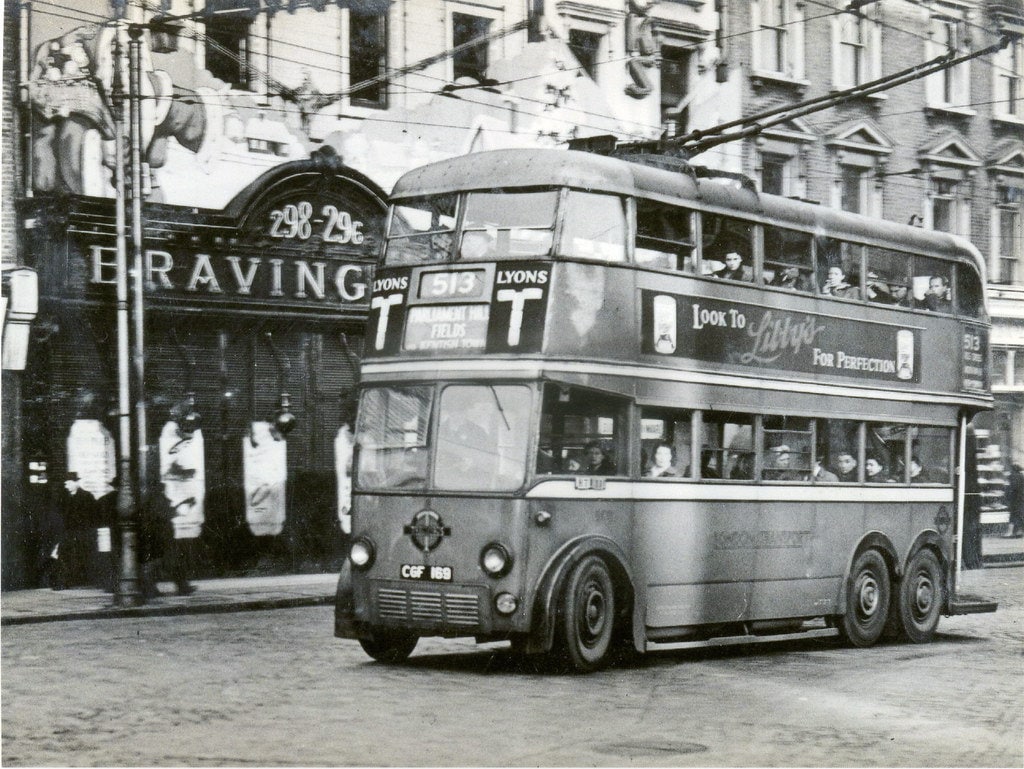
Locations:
390;148;987;279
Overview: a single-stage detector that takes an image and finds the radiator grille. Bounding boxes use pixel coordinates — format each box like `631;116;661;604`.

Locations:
376;586;481;628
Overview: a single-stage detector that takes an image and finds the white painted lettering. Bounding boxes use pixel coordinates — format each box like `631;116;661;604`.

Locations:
186;254;222;293
90;245;117;285
226;256;261;295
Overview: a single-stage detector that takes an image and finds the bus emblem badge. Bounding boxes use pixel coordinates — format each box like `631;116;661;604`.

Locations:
404;510;451;553
934;505;952;534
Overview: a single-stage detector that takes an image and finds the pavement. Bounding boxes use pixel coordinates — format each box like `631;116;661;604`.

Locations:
2;536;1020;626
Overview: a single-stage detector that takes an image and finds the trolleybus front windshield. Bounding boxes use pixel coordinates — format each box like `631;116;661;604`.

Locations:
356;384;532;492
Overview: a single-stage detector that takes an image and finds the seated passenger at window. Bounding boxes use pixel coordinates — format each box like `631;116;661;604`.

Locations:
729;452;754;480
646;443;677;478
582;441;616;475
864;455;894;482
919;276;952;312
865;273;907;305
811;459;838;483
712;248;753;282
833;451;858;483
771;266;808;291
696;450;720;479
764;444;801;480
821;266;861;299
910;455;939;483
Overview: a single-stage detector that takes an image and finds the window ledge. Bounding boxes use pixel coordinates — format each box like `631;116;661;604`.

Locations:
924;104;977;118
829;87;888;101
992;114;1024;127
750;70;810;90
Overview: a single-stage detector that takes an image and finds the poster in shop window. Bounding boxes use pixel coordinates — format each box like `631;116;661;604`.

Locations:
243;421;287;537
335;423;354;535
159;421;206;540
66;419;115;499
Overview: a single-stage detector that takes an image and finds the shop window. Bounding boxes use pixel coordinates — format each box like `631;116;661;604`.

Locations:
699;411;754;481
452;12;492;83
763;227;814;292
912;255;953;312
640;407;692;479
762;416;812;481
865;246;911;307
204;15;250;89
635;200;696;272
537;385;628;476
993;37;1023;121
569;29;602;80
349;8;387;107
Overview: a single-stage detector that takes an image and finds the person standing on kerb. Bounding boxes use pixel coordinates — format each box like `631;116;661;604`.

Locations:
52;471;96;590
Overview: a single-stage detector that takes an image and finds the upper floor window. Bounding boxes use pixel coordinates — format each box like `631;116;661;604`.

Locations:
833;12;879;89
569;29;602;80
930;177;963;234
204;15;250;89
994;37;1023;121
993;182;1023;284
452;12;492;83
926;16;970;109
660;45;690;137
349;8;388;107
751;0;805;79
840;165;868;214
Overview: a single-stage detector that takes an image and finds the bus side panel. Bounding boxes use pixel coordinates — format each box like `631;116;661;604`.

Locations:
636;499;755;628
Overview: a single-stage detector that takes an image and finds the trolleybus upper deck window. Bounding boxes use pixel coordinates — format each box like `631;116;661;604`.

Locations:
635;200;696;273
956;264;983;317
701;215;754;280
384;195;458;265
459;190;558;260
764;227;815;292
560;192;627;262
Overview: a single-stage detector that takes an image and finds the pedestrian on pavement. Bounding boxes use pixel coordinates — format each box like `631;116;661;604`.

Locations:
1006;462;1024;538
53;471;96;590
141;485;195;598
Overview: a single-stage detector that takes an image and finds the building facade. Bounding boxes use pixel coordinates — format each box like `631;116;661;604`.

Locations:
1;0;724;588
716;0;1023;510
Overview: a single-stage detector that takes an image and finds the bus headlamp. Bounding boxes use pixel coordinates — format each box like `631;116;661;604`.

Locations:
480;543;513;577
495;593;518;615
350;538;376;570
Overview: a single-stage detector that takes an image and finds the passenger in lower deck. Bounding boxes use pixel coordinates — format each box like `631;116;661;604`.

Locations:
834;452;858;483
646;443;678;478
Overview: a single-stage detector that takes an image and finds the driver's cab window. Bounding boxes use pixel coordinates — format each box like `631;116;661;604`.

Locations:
537;384;628;475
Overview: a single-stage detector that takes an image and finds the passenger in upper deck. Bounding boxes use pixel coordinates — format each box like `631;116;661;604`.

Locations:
865;273;907;306
821;266;861;300
919;276;952;312
712;248;753;282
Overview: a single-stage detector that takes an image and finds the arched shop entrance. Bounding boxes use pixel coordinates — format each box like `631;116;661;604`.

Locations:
17;150;386;585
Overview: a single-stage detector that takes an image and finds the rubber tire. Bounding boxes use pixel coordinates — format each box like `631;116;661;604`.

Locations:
358;629;419;663
556;555;616;672
839;549;891;648
890;549;944;644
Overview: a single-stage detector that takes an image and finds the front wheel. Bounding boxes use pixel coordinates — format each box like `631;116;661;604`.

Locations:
838;549;891;648
556;555;616;672
890;549;944;644
358;629;419;663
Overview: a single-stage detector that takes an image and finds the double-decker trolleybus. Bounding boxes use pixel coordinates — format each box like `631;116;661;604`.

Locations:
334;147;997;671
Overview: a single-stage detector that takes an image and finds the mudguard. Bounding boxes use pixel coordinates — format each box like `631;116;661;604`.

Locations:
836;531;898;616
521;535;637;655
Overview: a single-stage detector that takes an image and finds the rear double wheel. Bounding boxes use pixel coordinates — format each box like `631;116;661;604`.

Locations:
839;549;891;648
359;628;419;663
887;549;944;644
556;555;616;672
